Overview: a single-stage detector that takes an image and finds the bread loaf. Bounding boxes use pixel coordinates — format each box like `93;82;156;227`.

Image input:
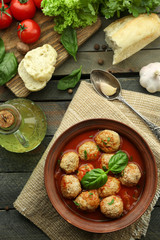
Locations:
104;13;160;65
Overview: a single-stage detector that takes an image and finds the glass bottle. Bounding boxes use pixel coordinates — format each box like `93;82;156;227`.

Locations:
0;98;47;153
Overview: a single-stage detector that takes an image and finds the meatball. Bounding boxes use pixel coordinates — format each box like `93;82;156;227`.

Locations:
78;141;100;161
99;153;114;170
100;195;123;218
61;175;81;199
95;130;120;153
74;190;100;212
98;176;121;197
119;163;141;187
77;163;94;181
60;151;79;174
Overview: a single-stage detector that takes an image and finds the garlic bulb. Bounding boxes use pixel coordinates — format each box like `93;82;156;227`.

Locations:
139;62;160;93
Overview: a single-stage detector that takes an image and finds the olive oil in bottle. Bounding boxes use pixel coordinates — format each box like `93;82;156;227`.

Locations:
0;98;47;153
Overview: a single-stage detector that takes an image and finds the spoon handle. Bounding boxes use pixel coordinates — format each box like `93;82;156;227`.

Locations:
117;95;160;141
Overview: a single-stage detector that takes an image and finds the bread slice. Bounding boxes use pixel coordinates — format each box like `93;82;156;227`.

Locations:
24;44;57;82
104;13;160;65
18;60;47;91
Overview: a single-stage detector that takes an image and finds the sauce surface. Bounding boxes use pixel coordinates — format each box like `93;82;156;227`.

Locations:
55;129;145;221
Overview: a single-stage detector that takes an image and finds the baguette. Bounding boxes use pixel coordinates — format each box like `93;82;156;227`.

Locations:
104;13;160;65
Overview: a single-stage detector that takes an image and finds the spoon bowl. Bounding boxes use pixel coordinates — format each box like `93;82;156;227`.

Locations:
90;70;121;100
90;70;160;141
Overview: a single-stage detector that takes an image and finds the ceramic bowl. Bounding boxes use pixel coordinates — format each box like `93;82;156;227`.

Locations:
44;119;157;233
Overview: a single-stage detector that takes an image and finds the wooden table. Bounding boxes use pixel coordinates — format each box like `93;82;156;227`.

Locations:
0;16;160;240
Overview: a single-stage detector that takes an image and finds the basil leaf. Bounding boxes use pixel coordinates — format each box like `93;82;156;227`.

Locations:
57;66;82;90
108;151;128;174
61;26;78;61
81;168;108;190
0;53;18;86
0;38;5;63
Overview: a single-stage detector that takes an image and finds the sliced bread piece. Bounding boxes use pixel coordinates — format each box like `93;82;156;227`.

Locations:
18;60;47;91
24;44;57;82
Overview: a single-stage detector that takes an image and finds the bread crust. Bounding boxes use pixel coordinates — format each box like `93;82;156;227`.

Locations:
104;13;160;64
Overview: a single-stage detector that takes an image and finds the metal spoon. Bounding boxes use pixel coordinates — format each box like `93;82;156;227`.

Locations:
90;69;160;141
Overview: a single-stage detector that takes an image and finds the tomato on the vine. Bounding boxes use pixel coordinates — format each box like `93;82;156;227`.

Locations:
10;0;36;21
0;1;12;29
33;0;42;8
17;19;41;44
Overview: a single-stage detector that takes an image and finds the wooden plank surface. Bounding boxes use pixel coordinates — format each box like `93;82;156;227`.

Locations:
0;10;101;98
55;49;160;75
1;77;160;102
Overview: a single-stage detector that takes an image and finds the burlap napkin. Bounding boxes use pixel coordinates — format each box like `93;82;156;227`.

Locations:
14;81;160;240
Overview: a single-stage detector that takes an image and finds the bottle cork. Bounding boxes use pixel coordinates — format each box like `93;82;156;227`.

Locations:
0;110;15;128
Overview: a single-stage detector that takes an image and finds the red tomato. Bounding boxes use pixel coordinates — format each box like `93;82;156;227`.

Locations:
17;19;41;44
10;0;36;21
0;2;12;29
33;0;42;8
0;0;11;3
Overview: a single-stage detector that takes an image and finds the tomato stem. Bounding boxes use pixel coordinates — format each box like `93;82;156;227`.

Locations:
17;23;27;39
0;0;12;19
18;0;29;3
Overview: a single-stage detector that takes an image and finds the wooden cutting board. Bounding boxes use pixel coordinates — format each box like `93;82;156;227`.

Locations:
0;10;101;97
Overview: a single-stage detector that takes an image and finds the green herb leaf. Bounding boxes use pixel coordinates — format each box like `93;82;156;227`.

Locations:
102;165;107;171
84;150;87;160
0;38;5;63
102;140;107;145
57;66;82;90
130;156;133;161
0;53;18;86
81;168;108;190
61;26;78;61
97;145;100;151
73;201;80;207
108;198;114;205
89;135;93;138
108;151;128;174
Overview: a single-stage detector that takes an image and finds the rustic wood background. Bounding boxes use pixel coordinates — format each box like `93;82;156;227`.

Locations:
0;10;160;240
0;10;101;97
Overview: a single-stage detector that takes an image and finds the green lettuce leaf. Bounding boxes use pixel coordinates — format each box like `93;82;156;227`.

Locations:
41;0;100;33
41;0;160;33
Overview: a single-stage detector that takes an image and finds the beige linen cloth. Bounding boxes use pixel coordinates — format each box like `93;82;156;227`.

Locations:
14;81;160;240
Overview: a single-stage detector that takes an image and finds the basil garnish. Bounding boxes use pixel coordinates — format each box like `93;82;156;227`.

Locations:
61;26;78;61
81;168;108;190
57;66;82;90
81;151;128;190
0;53;18;86
108;151;128;174
0;38;5;63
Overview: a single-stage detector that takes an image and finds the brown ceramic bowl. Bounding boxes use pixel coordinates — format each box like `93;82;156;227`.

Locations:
44;119;157;233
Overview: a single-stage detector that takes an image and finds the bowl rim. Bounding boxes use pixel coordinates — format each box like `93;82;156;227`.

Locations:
44;118;158;233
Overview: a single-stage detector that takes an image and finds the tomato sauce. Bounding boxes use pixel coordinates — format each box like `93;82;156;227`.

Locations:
54;129;145;221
